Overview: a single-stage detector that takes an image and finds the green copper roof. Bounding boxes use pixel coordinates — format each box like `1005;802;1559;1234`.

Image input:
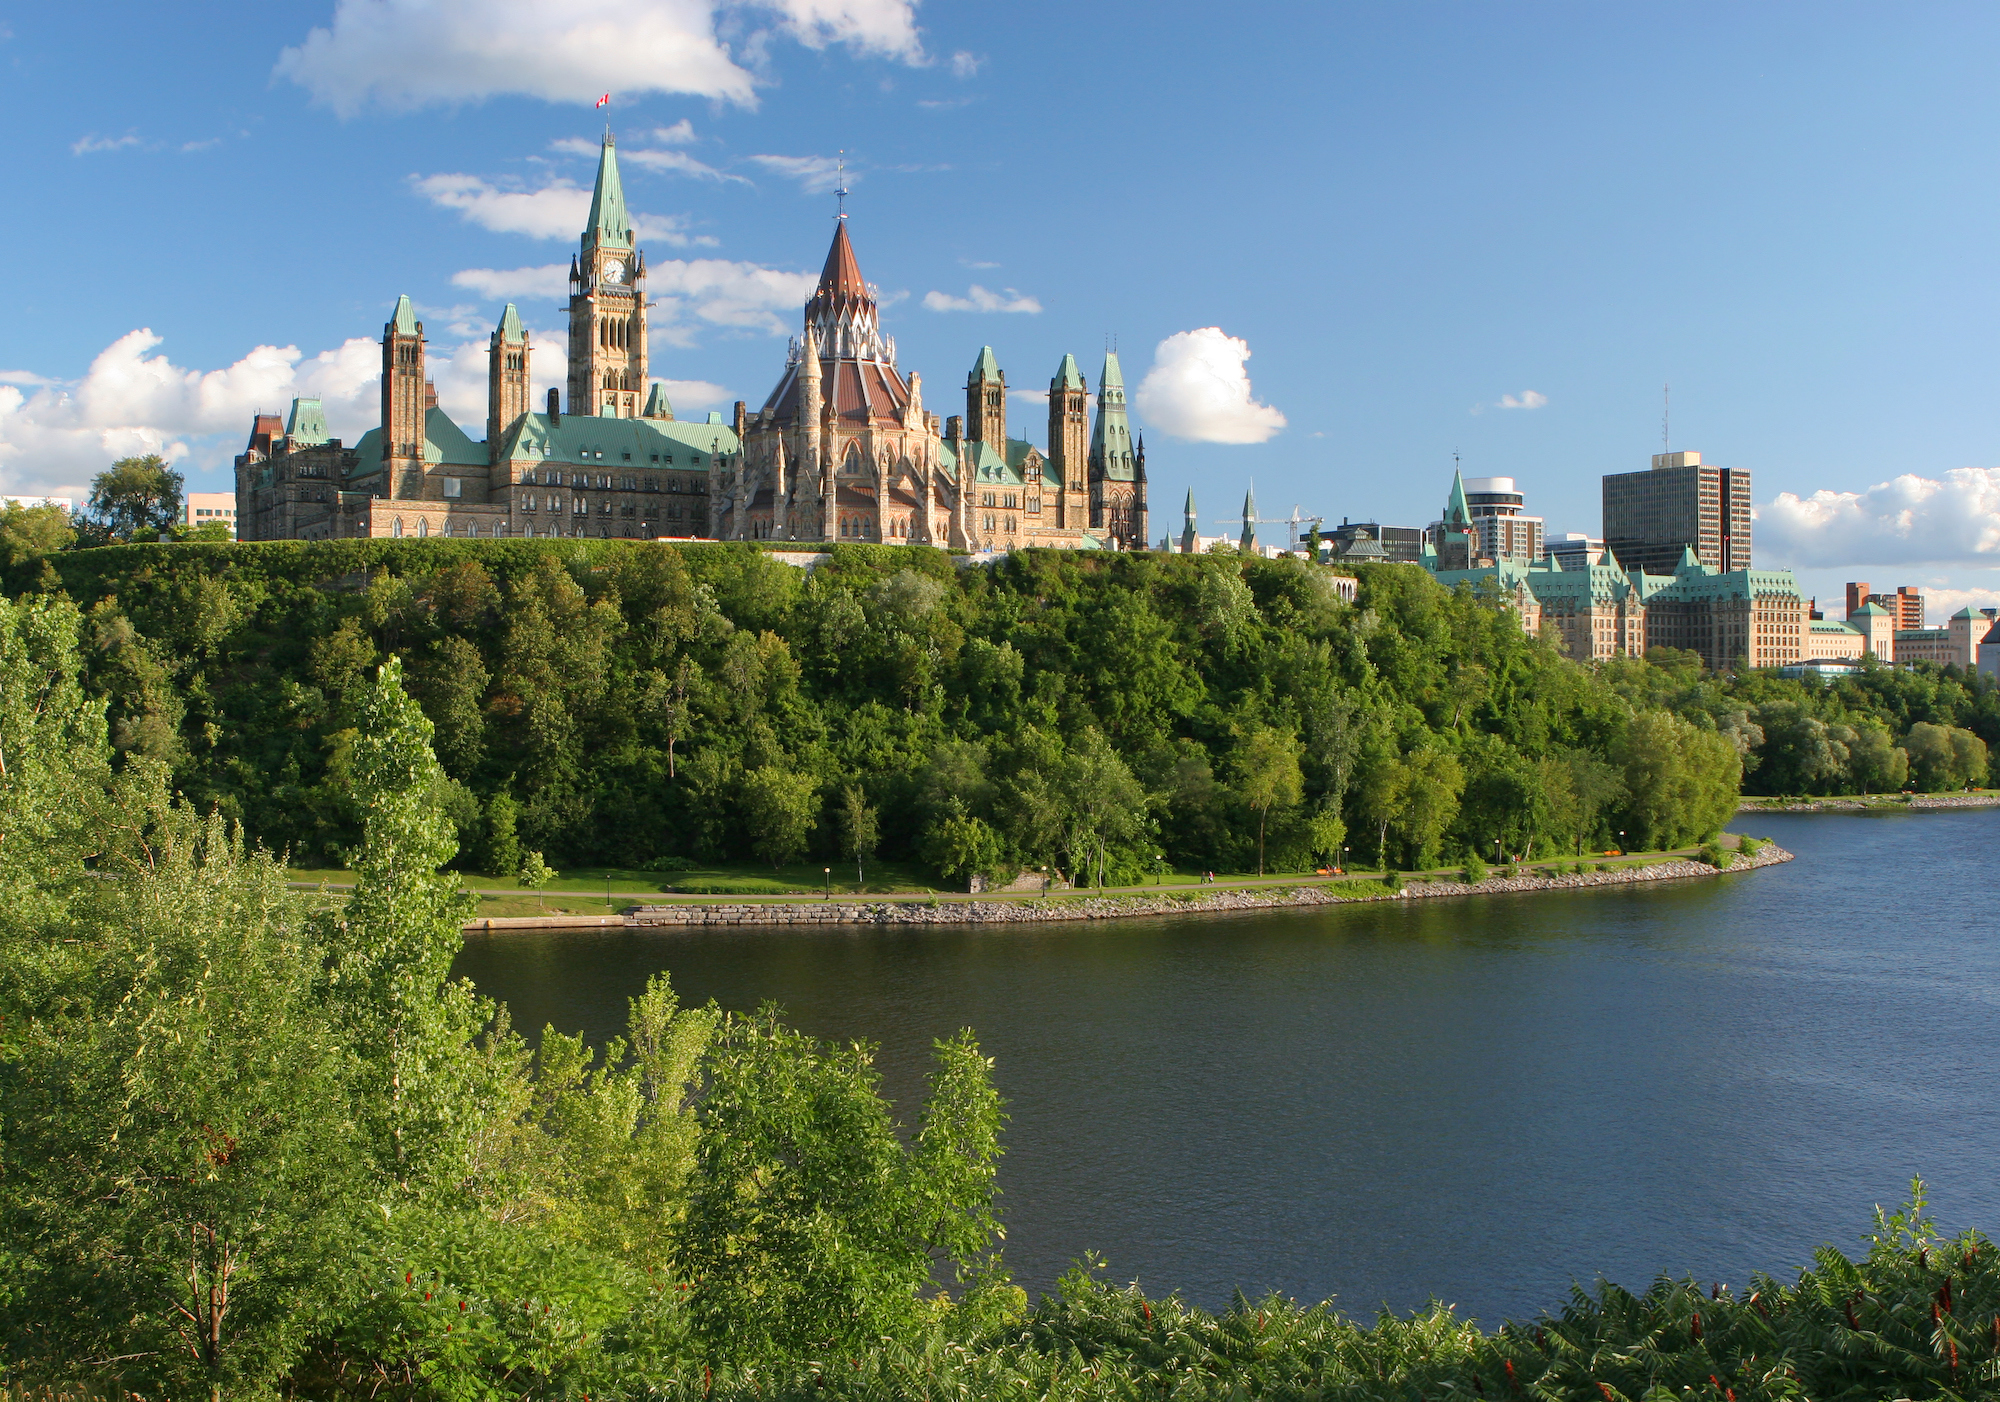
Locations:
642;382;674;419
1951;606;1981;619
972;440;1025;485
970;346;1003;382
495;303;525;343
349;407;510;482
285;397;329;445
584;133;633;251
391;294;418;334
1054;353;1085;391
1850;601;1888;616
1089;352;1137;481
1444;470;1470;528
1183;487;1197;522
496;410;739;469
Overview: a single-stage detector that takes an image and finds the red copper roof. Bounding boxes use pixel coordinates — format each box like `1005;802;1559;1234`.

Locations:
810;223;870;313
759;356;910;429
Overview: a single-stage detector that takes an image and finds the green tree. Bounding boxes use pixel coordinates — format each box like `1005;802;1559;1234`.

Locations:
677;1015;1005;1363
87;453;184;540
0;499;74;569
920;798;1004;887
1847;720;1909;794
1056;728;1148;888
1615;710;1740;848
1230;723;1305;876
482;789;522;877
739;765;817;866
839;783;879;886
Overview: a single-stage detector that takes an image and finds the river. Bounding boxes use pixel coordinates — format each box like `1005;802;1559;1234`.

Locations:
453;808;2000;1324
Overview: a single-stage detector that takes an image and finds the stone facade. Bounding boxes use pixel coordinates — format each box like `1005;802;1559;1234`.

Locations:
717;223;1143;554
237;133;734;544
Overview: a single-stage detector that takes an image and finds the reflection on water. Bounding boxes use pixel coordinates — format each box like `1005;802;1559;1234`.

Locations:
453;809;2000;1322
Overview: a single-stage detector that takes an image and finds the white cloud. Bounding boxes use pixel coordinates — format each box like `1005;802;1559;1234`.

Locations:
276;0;922;116
0;371;56;387
655;378;732;410
1498;390;1548;410
71;133;141;155
1133;328;1286;444
452;264;573;300
949;50;982;77
1758;468;2000;569
623;147;746;182
454;257;816;343
654;120;698;145
411;172;692;242
1914;585;2000;619
745;153;847;194
922;285;1042;314
0;331;383;495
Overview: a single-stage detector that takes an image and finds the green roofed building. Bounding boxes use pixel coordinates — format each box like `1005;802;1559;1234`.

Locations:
237;132;739;543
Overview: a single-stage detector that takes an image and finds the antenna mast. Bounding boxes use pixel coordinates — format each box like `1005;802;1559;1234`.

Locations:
834;151;848;221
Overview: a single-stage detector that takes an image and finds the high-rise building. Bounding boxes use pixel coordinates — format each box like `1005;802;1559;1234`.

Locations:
1329;519;1423;563
1462;475;1544;562
1601;450;1752;576
1846;582;1924;631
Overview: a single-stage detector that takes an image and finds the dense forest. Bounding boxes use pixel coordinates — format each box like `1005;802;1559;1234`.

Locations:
2;590;1993;1400
7;535;1807;885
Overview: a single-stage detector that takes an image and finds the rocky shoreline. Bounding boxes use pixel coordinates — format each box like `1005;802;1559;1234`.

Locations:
1740;794;1999;813
489;843;1795;931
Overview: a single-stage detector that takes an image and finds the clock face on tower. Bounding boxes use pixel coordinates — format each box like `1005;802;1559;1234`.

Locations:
602;259;626;285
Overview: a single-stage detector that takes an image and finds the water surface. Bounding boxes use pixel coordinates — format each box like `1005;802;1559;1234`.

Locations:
454;810;2000;1322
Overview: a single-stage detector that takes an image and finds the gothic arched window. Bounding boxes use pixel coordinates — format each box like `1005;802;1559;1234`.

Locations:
392;517;404;538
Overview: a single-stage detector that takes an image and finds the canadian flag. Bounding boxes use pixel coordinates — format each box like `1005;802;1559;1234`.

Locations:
595;93;610;108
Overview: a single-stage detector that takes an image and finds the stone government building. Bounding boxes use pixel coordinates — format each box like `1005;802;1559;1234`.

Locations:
239;133;1147;553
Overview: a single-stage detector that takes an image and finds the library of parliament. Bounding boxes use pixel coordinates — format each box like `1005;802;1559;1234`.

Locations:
236;134;1148;553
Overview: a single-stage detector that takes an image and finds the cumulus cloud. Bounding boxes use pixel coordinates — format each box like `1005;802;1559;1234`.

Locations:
276;0;923;116
949;50;982;77
550;130;742;182
411;172;693;242
0;331;382;494
745;154;847;194
453;257;816;342
653;120;698;144
921;285;1041;314
1133;328;1286;444
1758;468;2000;569
1499;390;1547;410
1915;585;2000;619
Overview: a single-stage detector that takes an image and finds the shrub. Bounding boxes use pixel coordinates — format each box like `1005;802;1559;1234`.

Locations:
1594;862;1611;873
1699;842;1734;869
518;850;555;889
1462;855;1487;884
1738;836;1766;860
1382;871;1403;891
644;854;700;872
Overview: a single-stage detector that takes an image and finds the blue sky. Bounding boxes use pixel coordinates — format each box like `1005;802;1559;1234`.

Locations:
4;1;2000;611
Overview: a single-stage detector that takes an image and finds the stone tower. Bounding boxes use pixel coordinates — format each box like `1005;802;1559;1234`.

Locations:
486;303;530;462
381;294;426;499
1048;353;1089;530
967;346;1006;458
1089;351;1146;549
567;132;648;418
1181;488;1199;554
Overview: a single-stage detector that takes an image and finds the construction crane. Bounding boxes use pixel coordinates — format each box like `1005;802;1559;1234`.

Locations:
1215;484;1323;553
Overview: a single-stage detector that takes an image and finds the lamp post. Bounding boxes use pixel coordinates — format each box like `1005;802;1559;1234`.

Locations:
1617;830;1625;856
1156;853;1165;886
1340;845;1348;875
824;867;831;901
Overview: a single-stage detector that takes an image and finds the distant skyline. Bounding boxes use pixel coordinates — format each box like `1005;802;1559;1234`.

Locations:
4;2;2000;615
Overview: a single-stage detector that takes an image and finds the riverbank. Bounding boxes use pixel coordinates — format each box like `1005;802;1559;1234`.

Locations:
462;842;1792;932
1739;792;1999;813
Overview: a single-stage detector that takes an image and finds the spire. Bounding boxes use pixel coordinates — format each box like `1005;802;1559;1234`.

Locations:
1054;353;1085;391
1444;468;1470;528
495;302;525;343
970;345;1003;382
642;382;674;420
1089;352;1135;481
1184;488;1197;523
1240;483;1258;554
391;294;418;334
813;222;870;308
584;132;632;252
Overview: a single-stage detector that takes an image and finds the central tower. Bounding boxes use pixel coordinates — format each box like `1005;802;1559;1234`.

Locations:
567;133;648;418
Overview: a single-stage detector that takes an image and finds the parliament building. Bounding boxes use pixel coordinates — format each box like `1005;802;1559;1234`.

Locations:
237;134;1147;553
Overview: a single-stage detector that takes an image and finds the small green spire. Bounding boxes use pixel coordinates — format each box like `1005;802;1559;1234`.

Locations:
1184;487;1197;523
1444;468;1470;528
1240;483;1258;553
285;397;329;445
1100;350;1125;390
496;302;525;343
970;345;1003;382
391;294;418;334
1054;353;1085;391
1090;352;1136;480
585;132;632;251
643;382;674;420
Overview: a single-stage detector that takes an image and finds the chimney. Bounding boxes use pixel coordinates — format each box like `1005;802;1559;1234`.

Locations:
423;380;439;411
733;400;747;440
547;387;561;424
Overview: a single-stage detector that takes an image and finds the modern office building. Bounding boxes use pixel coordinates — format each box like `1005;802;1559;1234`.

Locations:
1846;582;1924;631
1461;475;1545;563
1894;607;1989;668
182;492;237;536
1547;533;1605;571
1328;519;1423;563
1601;450;1752;576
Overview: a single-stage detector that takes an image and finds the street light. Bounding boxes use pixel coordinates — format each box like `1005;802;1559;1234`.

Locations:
824;867;831;901
1156;853;1165;886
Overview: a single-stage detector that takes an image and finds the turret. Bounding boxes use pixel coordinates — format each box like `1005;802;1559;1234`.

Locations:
487;302;530;463
967;346;1006;458
1181;488;1199;554
1049;353;1089;528
1239;484;1258;554
381;294;426;497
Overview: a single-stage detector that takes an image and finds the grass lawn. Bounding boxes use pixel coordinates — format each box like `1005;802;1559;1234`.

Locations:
291;836;1751;914
1737;789;1991;807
